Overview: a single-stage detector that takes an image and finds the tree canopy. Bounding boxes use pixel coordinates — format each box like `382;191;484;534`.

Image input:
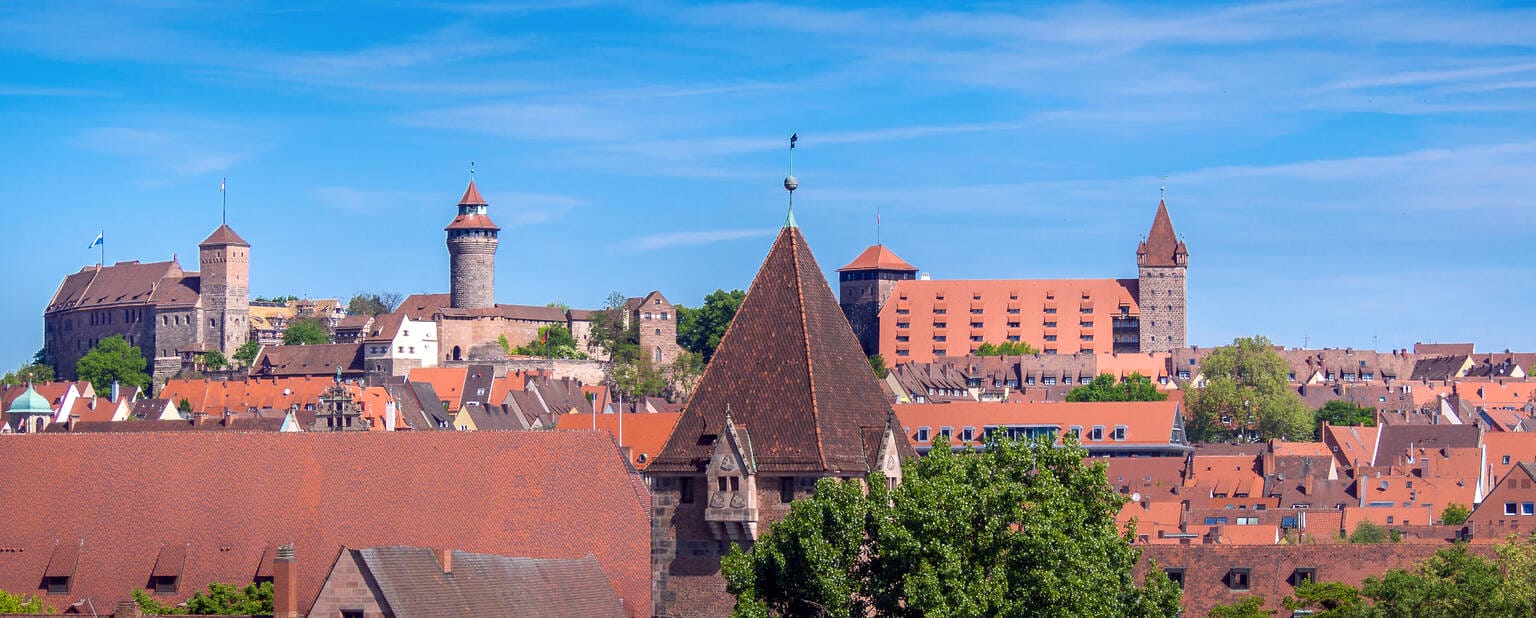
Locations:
0;588;51;614
1;362;55;386
676;289;746;363
1066;372;1168;402
282;318;331;346
253;295;299;304
76;335;150;393
133;582;273;615
346;292;401;316
1283;536;1536;617
1184;335;1312;442
722;434;1182;617
1316;399;1376;434
974;340;1040;356
869;354;889;379
513;324;587;359
233;339;261;366
1441;503;1471;526
198;349;228;371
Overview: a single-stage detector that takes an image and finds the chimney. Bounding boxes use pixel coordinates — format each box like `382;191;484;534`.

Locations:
385;401;397;432
434;548;453;575
115;599;143;618
274;544;298;618
193;412;208;425
68;414;80;432
223;411;235;428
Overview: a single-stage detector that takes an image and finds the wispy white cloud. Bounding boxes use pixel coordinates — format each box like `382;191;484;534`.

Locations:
72;121;272;179
0;83;110;97
630;228;777;251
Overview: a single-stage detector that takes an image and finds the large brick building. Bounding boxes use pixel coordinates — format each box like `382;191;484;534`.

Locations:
43;224;251;385
839;198;1188;362
646;220;916;617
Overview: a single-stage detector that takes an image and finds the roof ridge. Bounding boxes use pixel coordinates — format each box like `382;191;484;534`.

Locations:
793;229;829;471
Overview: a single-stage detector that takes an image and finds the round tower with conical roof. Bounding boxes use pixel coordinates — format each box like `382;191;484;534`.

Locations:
445;181;500;310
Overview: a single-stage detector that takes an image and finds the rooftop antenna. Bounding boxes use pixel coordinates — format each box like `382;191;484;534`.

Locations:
876;207;882;245
784;133;798;228
470;161;475;181
1160;175;1167;202
220;177;227;226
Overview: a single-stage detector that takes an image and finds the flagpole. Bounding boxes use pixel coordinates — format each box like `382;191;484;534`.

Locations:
100;229;104;266
221;178;227;226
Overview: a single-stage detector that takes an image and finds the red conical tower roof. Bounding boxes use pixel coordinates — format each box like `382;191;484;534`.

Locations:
837;244;918;272
459;180;487;206
1137;200;1187;267
445;181;500;231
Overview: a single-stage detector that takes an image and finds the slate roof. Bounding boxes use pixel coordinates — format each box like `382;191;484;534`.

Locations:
199;224;250;247
1136;200;1187;268
346;547;625;618
1372;424;1482;466
0;431;651;617
837;244;918;272
650;226;917;474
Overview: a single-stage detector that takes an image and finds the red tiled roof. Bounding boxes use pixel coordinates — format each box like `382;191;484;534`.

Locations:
1136;199;1186;268
459;180;487;205
0;431;651;617
445;213;501;231
837;244;917;272
199;224;250;247
398;294;452;321
407;367;467;410
556;412;683;469
650;226;917;474
894;400;1184;451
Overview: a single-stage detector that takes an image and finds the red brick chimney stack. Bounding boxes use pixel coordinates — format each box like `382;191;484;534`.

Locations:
435;548;453;575
274;543;298;618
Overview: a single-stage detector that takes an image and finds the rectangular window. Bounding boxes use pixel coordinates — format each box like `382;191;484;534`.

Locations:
1044;335;1057;342
1006;335;1020;342
1044;308;1057;314
916;427;930;442
679;478;695;504
343;611;365;618
1294;568;1318;586
1506;503;1518;515
1007;308;1021;314
1112;425;1127;441
896;322;910;329
44;576;69;594
1079;321;1094;328
933;322;947;329
970;336;983;342
1043;377;1056;385
934;335;947;342
1043;321;1057;327
897;350;910;357
939;427;953;439
153;576;178;594
961;427;975;442
896;308;910;315
1081;308;1093;314
1227;568;1251;591
1082;335;1094;342
970;308;983;315
970;321;984;328
1069;425;1082;440
934;309;947;315
896;335;909;342
781;477;795;503
1090;425;1104;441
1164;568;1185;589
1524;503;1534;516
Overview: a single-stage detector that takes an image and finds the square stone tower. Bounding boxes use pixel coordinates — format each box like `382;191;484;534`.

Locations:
198;224;251;359
836;244;918;356
1136;199;1189;353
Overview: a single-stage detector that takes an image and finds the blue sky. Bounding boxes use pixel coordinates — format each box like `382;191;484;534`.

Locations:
3;0;1535;365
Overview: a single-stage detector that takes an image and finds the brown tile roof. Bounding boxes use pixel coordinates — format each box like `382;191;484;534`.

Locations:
199;224;249;247
650;226;917;474
1414;342;1475;355
1372;424;1481;466
250;344;365;379
362;312;406;342
45;260;185;313
398;294;451;320
1136;199;1187;268
0;431;651;617
837;244;917;272
344;547;626;618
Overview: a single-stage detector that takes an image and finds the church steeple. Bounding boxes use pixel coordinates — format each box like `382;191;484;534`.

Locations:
1136;198;1188;353
1136;200;1188;268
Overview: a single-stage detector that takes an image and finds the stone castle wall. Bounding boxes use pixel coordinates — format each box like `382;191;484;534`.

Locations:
43;307;158;381
1137;266;1187;353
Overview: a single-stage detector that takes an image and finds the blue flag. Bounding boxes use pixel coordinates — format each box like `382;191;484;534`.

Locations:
87;232;103;249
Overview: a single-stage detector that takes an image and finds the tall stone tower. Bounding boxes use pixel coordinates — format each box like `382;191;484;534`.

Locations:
198;224;251;358
837;245;918;356
1136;199;1189;353
445;181;500;310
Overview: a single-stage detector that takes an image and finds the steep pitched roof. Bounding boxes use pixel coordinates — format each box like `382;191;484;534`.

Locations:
556;412;683;469
0;431;651;617
349;548;626;618
45;260;184;313
459;180;487;205
199;224;250;247
838;244;918;272
1136;200;1187;268
250;344;365;379
650;226;916;474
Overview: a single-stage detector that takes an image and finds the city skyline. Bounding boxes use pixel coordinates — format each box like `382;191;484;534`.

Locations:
3;0;1536;363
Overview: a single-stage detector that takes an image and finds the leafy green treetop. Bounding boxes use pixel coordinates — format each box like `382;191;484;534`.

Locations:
133;581;273;615
513;325;587;359
1066;372;1169;402
676;289;746;363
282;318;331;346
1184;336;1312;442
1315;400;1376;435
868;354;888;379
1;362;55;387
974;340;1039;356
233;339;261;367
0;588;52;613
76;335;150;393
1441;503;1471;526
722;434;1182;617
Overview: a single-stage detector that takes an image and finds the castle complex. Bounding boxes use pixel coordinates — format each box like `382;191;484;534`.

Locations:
43;224;251;384
838;199;1188;362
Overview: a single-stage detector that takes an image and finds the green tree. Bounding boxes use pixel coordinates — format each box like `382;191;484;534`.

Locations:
345;292;400;316
198;349;227;371
1;362;55;386
1066;372;1169;402
587;291;636;360
513;325;587;359
869;354;888;379
134;589;184;614
722;434;1182;617
667;351;706;402
1316;400;1376;434
177;398;193;414
234;338;261;366
611;355;667;399
0;588;52;613
974;340;1040;356
1208;595;1272;617
1348;520;1390;544
1184;336;1312;442
1363;543;1528;616
1442;503;1471;526
1284;580;1368;617
185;582;273;615
676;289;746;363
282;318;330;346
76;335;150;393
253;295;300;304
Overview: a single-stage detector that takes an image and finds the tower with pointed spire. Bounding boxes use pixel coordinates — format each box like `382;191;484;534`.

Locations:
198;223;251;359
445;181;500;310
1136;198;1189;353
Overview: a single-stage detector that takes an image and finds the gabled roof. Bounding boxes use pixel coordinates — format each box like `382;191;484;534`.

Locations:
250;344;365;379
556;412;683;469
0;431;651;617
199;224;250;247
1136;200;1187;268
45;260;185;313
838;244;917;272
346;547;625;618
650;226;917;474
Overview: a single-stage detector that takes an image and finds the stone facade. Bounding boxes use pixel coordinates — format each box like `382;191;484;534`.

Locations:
1137;264;1188;353
306;550;390;618
633;291;682;366
446;181;499;310
199;230;251;359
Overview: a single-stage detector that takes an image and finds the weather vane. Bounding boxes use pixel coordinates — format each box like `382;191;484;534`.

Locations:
470;161;476;180
784;133;799;227
1160;175;1167;200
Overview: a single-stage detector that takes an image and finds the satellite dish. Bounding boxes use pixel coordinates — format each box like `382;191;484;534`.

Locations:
1131;492;1143;503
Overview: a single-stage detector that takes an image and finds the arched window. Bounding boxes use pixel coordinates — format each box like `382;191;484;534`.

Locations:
452;346;462;361
653;346;662;362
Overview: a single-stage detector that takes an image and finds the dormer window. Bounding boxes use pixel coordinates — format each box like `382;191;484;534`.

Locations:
1226;568;1251;591
153;575;178;594
44;575;70;594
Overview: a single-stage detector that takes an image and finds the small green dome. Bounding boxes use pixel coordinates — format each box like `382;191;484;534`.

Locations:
7;385;53;416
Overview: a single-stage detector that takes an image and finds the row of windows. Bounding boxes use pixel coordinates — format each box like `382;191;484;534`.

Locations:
912;424;1129;443
840;270;916;281
1160;566;1316;592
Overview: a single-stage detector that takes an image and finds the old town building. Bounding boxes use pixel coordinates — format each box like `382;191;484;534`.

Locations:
646;219;916;617
43;224;251;386
840;198;1188;362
